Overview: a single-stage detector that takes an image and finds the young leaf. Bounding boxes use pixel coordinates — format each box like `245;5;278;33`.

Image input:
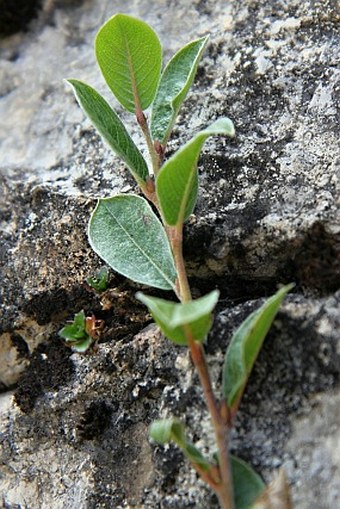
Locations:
150;418;211;470
67;80;148;183
58;310;93;353
222;284;294;412
86;266;109;293
136;290;219;345
70;337;93;354
156;118;235;225
59;310;87;341
150;35;209;144
230;455;265;509
88;194;177;291
149;418;185;444
95;14;162;113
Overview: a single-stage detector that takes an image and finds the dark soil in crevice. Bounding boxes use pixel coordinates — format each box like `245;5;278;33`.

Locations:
21;285;93;326
0;0;43;37
14;337;74;413
184;216;339;300
77;400;115;440
292;222;340;294
187;240;339;302
190;275;293;305
21;278;153;340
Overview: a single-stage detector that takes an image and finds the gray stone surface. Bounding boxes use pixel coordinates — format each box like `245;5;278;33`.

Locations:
0;0;339;507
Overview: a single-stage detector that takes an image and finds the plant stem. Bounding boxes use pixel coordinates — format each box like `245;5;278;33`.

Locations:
136;108;161;176
191;462;221;491
140;176;159;209
169;224;192;302
170;223;234;509
188;338;234;509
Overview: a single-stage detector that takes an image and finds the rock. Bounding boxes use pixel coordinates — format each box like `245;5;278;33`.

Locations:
0;0;43;37
0;0;339;507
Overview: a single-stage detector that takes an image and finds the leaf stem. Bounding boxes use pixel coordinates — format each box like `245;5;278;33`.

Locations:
136;108;161;176
191;462;221;491
140;176;159;209
169;224;192;302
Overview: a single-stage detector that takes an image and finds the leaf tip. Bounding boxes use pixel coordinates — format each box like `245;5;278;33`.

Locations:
208;117;235;137
282;282;295;292
64;78;76;88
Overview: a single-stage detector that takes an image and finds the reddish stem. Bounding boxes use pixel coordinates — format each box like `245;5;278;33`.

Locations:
169;224;235;509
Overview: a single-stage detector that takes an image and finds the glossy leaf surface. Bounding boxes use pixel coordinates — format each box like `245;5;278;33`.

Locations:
95;14;162;113
230;455;265;509
88;195;177;290
151;35;209;143
136;290;219;345
150;418;210;470
67;80;148;183
222;284;294;411
156;118;235;225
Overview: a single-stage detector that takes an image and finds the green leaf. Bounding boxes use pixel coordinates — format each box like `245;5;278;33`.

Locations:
95;14;162;113
222;284;294;411
230;455;265;509
149;418;184;444
59;310;87;341
136;290;219;345
67;79;148;183
88;194;177;290
156;118;235;225
86;266;109;292
150;418;211;470
59;311;94;353
151;35;209;144
71;336;93;353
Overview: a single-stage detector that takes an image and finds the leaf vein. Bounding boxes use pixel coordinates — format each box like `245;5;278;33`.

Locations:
102;201;175;289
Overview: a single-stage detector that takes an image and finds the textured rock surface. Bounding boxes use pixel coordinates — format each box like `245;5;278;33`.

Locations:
0;0;339;507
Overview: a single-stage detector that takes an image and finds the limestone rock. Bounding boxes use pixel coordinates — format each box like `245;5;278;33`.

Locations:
0;0;339;507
